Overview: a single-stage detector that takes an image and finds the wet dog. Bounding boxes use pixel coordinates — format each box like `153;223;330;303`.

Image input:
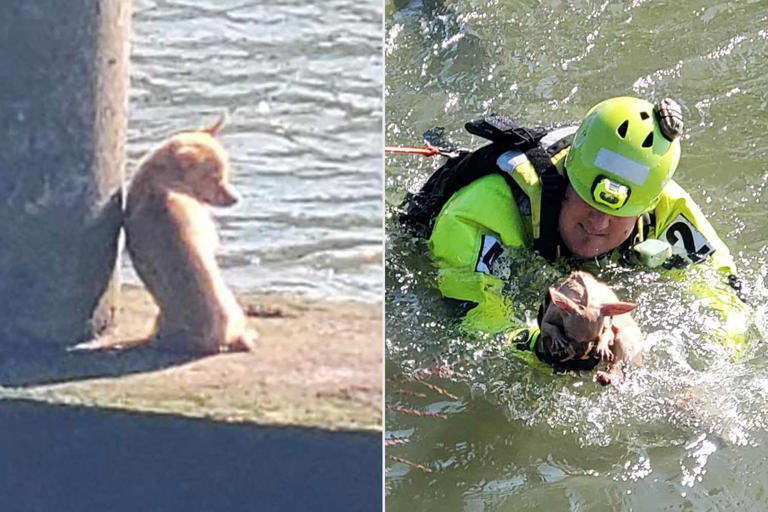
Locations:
125;116;255;354
539;271;644;385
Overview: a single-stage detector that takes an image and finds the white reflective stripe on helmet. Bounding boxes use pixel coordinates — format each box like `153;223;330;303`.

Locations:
593;147;650;185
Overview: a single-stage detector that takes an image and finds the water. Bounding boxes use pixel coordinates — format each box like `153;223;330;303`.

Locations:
125;0;383;303
385;0;768;509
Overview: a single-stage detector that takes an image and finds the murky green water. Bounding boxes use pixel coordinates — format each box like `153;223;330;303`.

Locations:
385;1;768;509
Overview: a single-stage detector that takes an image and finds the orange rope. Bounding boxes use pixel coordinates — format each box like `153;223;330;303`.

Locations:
386;404;447;419
387;456;432;473
384;145;441;157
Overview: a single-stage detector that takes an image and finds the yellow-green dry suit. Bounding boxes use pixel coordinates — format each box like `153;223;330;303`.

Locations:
428;143;749;358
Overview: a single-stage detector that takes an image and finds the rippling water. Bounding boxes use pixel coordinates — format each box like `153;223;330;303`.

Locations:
385;0;768;509
124;0;383;302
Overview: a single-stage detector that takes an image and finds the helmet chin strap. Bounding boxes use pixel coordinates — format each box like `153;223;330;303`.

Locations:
636;215;645;243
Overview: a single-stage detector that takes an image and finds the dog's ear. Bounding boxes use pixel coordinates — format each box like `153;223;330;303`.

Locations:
200;114;226;136
600;301;636;316
548;287;580;313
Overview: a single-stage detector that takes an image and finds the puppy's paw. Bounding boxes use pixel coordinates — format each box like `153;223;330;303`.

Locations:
222;329;257;353
596;343;614;361
593;371;612;386
549;333;570;354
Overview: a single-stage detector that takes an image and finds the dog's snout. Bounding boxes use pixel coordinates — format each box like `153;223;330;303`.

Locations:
213;183;240;207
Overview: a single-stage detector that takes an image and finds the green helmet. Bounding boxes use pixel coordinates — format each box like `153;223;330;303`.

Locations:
565;96;682;217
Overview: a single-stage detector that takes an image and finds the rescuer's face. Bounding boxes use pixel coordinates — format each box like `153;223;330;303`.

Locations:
558;185;636;259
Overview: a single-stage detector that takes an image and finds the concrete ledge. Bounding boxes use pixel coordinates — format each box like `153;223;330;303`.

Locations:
0;399;381;512
0;284;382;433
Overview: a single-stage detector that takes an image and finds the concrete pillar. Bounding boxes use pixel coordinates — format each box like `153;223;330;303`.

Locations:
0;1;131;347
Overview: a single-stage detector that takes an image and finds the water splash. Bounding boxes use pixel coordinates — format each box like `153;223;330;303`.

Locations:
387;192;768;446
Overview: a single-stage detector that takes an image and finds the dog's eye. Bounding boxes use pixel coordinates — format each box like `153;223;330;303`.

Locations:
203;160;220;176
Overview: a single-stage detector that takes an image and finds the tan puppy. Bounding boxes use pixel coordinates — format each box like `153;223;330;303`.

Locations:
540;271;644;385
125;116;255;354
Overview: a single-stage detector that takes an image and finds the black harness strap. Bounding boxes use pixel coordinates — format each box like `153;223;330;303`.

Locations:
466;117;570;261
464;114;545;148
400;115;574;259
528;145;567;261
400;144;502;237
546;136;573;157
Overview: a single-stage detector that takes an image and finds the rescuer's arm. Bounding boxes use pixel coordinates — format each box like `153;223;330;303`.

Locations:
652;181;749;354
653;181;736;274
428;174;531;335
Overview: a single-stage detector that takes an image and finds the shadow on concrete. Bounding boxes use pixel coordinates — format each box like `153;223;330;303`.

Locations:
0;343;201;387
0;399;382;512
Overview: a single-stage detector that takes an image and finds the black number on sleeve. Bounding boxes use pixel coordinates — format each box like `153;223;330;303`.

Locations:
665;222;712;260
483;241;503;268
